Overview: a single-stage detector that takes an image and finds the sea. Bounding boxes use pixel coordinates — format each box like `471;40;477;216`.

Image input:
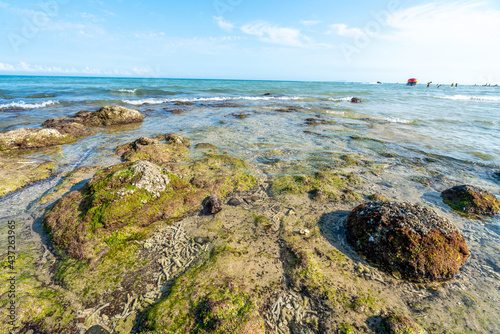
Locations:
0;75;499;331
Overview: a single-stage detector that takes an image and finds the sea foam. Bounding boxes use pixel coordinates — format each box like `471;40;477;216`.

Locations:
438;95;500;101
123;96;303;105
0;100;59;110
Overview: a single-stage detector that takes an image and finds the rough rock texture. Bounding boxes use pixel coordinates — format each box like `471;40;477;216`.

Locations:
115;135;189;164
441;184;500;215
43;138;257;261
130;160;170;197
350;97;362;103
0;156;55;196
0;127;84;151
204;194;222;214
346;201;470;280
0;106;144;152
383;313;426;334
42;106;145;127
158;133;192;148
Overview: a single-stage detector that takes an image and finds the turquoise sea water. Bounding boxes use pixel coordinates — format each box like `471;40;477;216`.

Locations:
1;76;500;331
1;75;499;167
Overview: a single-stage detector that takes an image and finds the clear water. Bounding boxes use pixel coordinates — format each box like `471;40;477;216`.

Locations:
0;75;499;331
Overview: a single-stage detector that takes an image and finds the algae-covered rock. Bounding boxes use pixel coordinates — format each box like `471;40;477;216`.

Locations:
72;105;145;126
0;127;82;151
346;201;470;280
157;133;192;148
441;184;500;215
383;312;426;334
43;160;200;260
271;171;360;202
0;156;55;196
196;143;217;150
44;137;256;261
115;135;188;164
204;194;222;215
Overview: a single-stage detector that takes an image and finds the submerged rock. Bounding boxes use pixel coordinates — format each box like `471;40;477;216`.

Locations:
441;184;500;215
157;133;192;148
204;194;222;214
195;143;217;150
346;201;470;280
350;97;362;103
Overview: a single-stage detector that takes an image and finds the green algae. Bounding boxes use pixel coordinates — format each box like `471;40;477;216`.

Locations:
0;157;56;197
270;170;361;202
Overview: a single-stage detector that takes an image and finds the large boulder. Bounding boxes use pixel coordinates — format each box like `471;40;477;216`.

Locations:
441;184;500;215
346;201;470;280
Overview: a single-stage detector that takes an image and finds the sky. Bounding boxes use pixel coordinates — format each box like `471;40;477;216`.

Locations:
0;0;499;83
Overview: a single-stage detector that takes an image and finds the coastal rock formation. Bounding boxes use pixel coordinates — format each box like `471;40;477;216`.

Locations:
42;105;144;127
115;135;188;164
0;106;144;152
346;201;470;280
43;137;257;261
157;133;192;148
350;97;362;103
0;125;89;151
441;184;500;215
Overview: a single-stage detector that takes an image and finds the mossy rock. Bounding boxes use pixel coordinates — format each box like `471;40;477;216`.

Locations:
0;127;83;151
43;144;256;261
271;171;360;202
196;143;218;150
383;312;426;334
346;202;470;280
0;157;56;196
441;184;500;215
367;193;390;202
115;136;188;164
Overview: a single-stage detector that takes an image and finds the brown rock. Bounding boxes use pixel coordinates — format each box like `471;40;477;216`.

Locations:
346;201;470;280
205;194;222;214
350;97;362;103
441;184;500;215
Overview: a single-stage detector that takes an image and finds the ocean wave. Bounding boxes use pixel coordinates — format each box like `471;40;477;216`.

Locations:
383;117;414;124
110;88;177;96
0;100;59;110
438;95;500;101
123;96;303;105
328;97;354;102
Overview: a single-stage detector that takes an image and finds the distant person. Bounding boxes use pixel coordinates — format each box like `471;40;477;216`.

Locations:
427;81;432;88
451;83;454;87
455;83;458;87
437;84;442;88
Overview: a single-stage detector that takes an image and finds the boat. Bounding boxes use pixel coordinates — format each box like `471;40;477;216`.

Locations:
407;78;417;86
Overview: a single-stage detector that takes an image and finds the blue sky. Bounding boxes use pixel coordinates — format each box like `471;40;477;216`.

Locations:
1;0;499;83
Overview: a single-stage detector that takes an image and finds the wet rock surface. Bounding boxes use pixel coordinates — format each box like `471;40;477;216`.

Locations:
0;106;144;152
441;184;500;215
204;194;222;214
350;97;362;103
346;201;470;280
115;135;188;164
383;313;426;334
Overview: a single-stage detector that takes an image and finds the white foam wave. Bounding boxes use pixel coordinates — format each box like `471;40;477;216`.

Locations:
328;97;353;102
123;96;303;105
0;100;59;110
325;110;345;115
383;117;413;124
438;95;500;101
114;89;137;93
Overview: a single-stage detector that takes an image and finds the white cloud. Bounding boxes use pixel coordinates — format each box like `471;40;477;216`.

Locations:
214;16;234;31
241;21;312;47
0;62;15;71
328;23;364;38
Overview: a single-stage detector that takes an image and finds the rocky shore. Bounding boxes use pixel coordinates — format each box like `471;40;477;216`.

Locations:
0;104;499;334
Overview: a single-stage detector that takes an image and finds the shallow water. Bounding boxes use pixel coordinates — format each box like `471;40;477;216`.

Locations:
0;76;499;332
